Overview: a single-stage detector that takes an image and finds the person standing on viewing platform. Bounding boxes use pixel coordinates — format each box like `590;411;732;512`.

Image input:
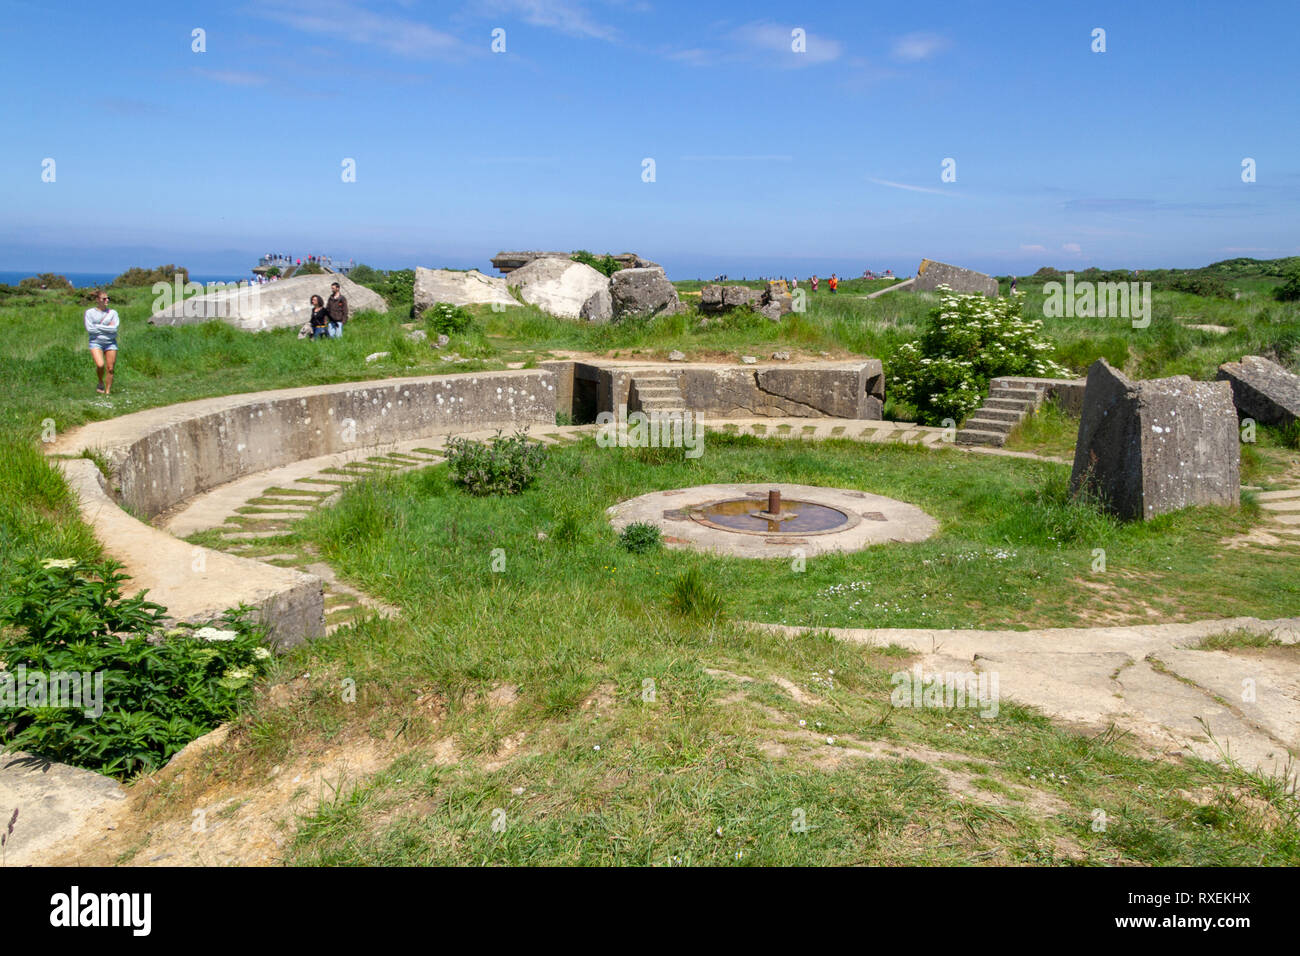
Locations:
84;290;119;395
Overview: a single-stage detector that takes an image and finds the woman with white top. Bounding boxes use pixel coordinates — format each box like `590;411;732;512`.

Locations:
84;290;120;395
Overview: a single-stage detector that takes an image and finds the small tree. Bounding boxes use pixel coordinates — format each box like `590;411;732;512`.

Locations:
890;287;1068;425
1275;270;1300;303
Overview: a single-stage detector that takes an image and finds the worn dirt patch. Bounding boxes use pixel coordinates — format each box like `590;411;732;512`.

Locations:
47;727;393;866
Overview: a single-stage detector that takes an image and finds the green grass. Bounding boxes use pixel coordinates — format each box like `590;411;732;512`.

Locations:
3;274;1300;866
251;436;1300;865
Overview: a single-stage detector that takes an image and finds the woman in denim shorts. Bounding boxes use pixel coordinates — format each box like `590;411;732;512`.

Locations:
84;290;120;395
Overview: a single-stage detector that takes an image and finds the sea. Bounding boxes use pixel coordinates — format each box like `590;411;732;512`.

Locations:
0;271;249;288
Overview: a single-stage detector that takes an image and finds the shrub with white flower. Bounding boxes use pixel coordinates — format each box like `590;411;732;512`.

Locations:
889;287;1069;426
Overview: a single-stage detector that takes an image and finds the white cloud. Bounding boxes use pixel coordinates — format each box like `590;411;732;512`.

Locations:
733;22;842;65
1019;244;1048;253
869;177;954;196
1062;242;1083;254
193;68;269;86
892;32;949;62
258;0;464;57
484;0;618;41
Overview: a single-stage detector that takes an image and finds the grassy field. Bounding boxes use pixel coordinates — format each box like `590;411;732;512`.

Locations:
213;436;1296;866
3;269;1300;865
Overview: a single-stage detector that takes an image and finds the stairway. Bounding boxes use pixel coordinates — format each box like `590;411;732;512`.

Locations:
956;378;1049;447
629;373;688;417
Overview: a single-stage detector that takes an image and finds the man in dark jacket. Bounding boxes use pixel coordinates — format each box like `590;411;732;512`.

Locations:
327;282;348;338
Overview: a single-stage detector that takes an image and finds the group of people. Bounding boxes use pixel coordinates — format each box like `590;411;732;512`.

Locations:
308;282;349;339
260;253;354;271
807;274;839;294
81;281;353;394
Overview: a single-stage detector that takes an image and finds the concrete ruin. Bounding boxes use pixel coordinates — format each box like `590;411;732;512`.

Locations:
1216;355;1300;428
413;268;519;314
505;256;612;321
542;358;885;423
491;251;658;275
699;281;793;320
610;266;685;320
1070;359;1240;520
912;258;999;297
149;273;387;332
48;370;557;646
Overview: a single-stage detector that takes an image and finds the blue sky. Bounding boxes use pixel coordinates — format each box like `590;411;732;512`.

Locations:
2;0;1297;278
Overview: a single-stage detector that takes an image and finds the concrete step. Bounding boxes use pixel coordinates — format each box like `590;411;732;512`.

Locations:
973;407;1024;424
991;379;1049;392
988;387;1043;403
1267;513;1300;525
1260;500;1300;512
964;417;1015;434
634;385;682;396
956;429;1007;447
983;398;1036;413
216;528;293;540
1256;489;1300;502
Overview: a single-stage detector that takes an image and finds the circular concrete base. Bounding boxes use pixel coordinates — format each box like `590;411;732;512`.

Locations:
606;483;938;558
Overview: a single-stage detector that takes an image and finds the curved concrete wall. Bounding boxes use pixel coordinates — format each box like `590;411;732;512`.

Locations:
48;370;557;646
54;370;556;519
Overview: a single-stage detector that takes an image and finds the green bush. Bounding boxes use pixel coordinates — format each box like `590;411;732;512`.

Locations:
425;302;473;336
346;264;384;288
382;268;415;304
619;522;662;554
18;273;72;291
889;287;1069;425
1274;272;1300;303
0;557;273;778
571;250;622;277
445;431;547;496
111;264;188;287
1166;274;1230;298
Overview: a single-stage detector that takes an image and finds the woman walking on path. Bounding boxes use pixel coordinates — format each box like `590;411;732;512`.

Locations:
84;290;119;395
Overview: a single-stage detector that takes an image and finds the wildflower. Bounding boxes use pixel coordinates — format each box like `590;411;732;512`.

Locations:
253;647;272;660
41;558;76;569
195;627;239;641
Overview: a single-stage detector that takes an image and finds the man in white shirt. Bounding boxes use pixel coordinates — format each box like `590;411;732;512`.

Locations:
84;291;120;395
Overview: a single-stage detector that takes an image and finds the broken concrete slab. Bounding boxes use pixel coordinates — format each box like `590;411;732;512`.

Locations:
1216;354;1300;428
149;273;387;332
912;259;998;297
505;256;612;321
0;751;126;866
610;266;684;320
1070;359;1240;520
412;268;519;314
